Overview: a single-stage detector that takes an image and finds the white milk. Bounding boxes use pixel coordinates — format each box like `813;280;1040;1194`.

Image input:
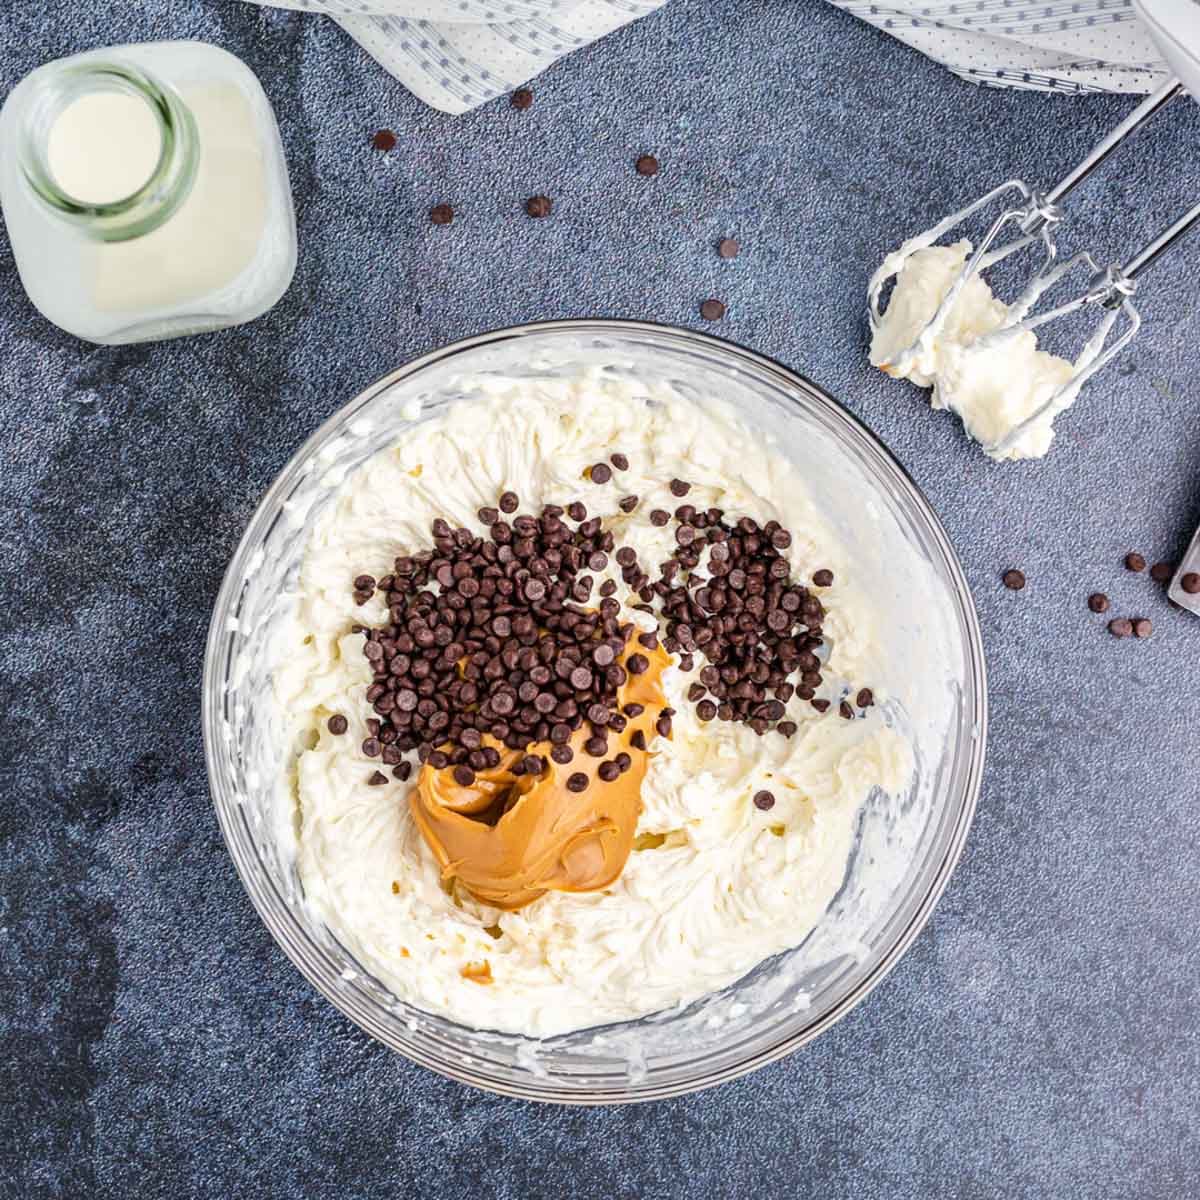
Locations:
0;41;296;345
47;91;162;204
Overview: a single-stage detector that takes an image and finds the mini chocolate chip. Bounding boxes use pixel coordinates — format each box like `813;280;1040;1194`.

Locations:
1002;569;1026;591
327;714;348;735
525;195;552;218
499;491;519;513
619;495;638;513
354;574;376;593
550;744;574;764
1150;562;1174;583
812;569;834;587
669;479;690;497
655;714;672;738
623;703;645;717
570;666;594;690
1183;572;1200;594
811;699;830;713
610;453;629;471
1133;618;1153;638
856;688;874;708
523;755;545;776
566;772;589;793
635;154;659;176
753;790;775;811
1088;593;1110;613
598;761;621;782
590;462;613;484
392;762;412;782
511;88;533;109
453;764;475;786
371;130;396;152
631;730;647;751
1108;618;1133;638
718;238;740;259
839;701;854;720
584;735;608;757
1124;552;1146;572
430;204;454;225
778;721;797;738
362;737;381;757
700;299;725;321
697;700;717;721
626;653;650;675
650;509;670;526
478;506;499;525
368;771;388;786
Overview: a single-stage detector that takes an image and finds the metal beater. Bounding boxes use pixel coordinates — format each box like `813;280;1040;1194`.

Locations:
869;75;1200;458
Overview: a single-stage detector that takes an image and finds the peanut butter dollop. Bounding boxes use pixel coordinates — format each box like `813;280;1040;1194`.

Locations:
411;642;671;910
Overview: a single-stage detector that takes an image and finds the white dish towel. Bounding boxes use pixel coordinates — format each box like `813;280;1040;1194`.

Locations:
241;0;1168;113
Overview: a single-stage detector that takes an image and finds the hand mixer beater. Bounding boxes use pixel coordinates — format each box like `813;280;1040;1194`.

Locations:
869;10;1200;459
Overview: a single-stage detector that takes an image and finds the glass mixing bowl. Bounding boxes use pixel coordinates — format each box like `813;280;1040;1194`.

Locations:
203;319;986;1103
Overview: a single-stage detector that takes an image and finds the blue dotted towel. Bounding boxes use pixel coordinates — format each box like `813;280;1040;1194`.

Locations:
244;0;668;113
827;0;1168;94
242;0;1168;112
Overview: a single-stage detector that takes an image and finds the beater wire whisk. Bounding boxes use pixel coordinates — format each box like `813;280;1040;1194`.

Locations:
869;76;1200;456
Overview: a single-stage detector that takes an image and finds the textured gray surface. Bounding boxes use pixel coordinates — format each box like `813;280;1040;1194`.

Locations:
2;1;1199;1196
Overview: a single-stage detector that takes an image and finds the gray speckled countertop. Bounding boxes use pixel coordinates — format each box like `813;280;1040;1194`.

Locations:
2;1;1199;1196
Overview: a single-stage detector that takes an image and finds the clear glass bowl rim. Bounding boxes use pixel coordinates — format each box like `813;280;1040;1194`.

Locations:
202;318;988;1104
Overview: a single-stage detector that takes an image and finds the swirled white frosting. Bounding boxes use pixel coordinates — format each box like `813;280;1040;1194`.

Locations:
274;374;912;1037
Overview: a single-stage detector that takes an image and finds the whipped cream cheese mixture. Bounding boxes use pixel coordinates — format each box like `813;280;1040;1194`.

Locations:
274;374;912;1037
870;240;1076;460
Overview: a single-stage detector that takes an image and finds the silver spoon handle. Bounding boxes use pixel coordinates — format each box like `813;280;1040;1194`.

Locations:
1046;77;1185;207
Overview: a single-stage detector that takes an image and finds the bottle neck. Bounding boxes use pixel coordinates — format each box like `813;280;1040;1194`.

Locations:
18;61;198;244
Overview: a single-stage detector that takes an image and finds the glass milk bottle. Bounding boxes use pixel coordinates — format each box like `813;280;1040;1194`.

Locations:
0;41;296;345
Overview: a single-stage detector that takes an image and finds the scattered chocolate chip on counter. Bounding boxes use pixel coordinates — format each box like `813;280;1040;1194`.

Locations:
371;129;396;152
525;195;552;218
1150;561;1174;583
1002;569;1026;591
589;462;612;484
430;204;454;226
700;298;726;321
510;88;533;110
1133;618;1153;639
1088;593;1110;614
368;771;388;786
327;714;348;735
856;688;874;708
1183;572;1200;595
1124;552;1146;573
839;701;854;719
812;569;834;587
635;155;659;177
1108;618;1133;638
753;790;775;811
718;238;740;259
610;453;629;471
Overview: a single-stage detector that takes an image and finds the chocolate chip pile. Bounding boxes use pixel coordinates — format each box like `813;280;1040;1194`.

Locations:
337;476;878;788
613;481;852;734
347;482;670;785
